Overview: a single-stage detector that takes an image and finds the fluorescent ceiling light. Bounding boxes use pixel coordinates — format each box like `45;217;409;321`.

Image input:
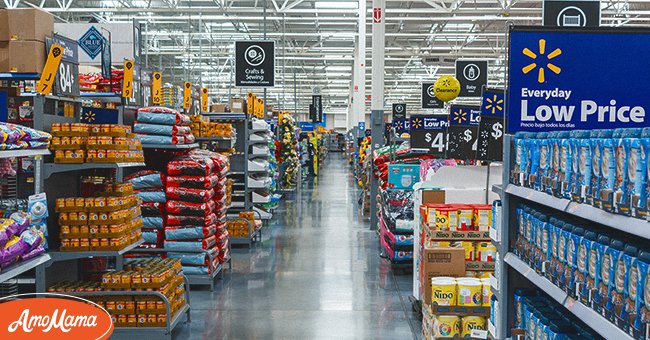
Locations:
315;1;358;9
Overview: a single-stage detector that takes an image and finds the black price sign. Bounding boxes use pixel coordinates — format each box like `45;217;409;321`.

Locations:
235;41;275;87
455;60;487;98
46;35;80;96
477;88;505;161
392;103;406;120
447;105;481;160
410;115;449;155
421;83;444;109
311;95;323;123
543;0;600;27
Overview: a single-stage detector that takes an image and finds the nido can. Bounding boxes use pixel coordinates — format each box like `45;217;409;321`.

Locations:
431;277;457;306
433;315;460;338
481;278;492;307
457;278;482;306
461;316;486;336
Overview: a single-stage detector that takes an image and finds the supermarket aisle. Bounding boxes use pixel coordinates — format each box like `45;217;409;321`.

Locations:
174;154;420;340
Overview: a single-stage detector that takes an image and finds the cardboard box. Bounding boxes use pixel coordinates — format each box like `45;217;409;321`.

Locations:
0;40;46;73
230;98;245;113
420;247;465;305
0;8;54;42
210;104;228;112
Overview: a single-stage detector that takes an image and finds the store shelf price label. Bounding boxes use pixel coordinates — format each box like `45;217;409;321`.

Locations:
447;105;481;159
37;44;64;95
152;72;162;105
183;82;192;109
122;59;134;98
201;88;209;112
410;114;448;155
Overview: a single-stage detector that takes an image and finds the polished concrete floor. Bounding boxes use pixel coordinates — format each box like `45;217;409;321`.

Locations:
173;154;421;340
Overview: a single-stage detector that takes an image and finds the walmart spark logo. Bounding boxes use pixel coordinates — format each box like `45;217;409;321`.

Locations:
411;117;423;129
83;111;96;122
452;109;467;124
485;95;503;115
522;39;562;83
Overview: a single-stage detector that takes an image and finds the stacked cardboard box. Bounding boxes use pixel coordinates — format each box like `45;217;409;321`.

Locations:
0;8;53;73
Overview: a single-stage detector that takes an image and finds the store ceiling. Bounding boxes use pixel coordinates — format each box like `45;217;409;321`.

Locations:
7;0;650;116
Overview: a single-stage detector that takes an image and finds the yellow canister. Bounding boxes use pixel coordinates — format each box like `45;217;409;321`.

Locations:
456;278;482;306
461;316;486;336
431;277;457;306
433;315;461;338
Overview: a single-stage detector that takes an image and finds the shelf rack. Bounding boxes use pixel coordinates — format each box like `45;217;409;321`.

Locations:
228;217;262;248
43;162;146;179
63;275;191;340
494;134;646;339
130;247;231;291
0;149;50;159
504;253;633;340
141;143;199;150
0;254;51;284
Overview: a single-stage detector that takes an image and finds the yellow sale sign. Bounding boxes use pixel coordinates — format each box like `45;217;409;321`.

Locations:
122;59;135;98
152;72;162;104
37;44;63;95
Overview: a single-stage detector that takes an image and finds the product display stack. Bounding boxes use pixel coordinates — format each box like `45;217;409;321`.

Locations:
0;122;51;150
49;123;144;163
79;70;124;95
277;114;299;190
47;258;188;329
164;149;230;276
55;181;144;252
125;170;166;250
419;203;495;339
0;213;46;269
134;107;195;146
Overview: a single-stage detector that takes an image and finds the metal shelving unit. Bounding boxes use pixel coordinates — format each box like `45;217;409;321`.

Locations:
0;149;50;159
504;253;633;340
43;162;146;179
0;254;51;284
495;134;647;339
47;239;145;265
141;143;199;150
64;276;191;340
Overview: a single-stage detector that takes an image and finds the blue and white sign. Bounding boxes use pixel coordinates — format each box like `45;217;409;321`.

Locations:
482;88;505;118
358;122;365;131
410;115;449;154
450;105;481;126
78;26;104;60
298;121;314;132
508;26;650;133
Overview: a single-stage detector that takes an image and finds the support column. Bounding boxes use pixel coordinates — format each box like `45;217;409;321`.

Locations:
350;0;366;131
370;0;385;231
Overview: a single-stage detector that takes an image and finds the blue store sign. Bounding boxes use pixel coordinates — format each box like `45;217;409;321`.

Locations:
508;26;650;133
78;26;104;60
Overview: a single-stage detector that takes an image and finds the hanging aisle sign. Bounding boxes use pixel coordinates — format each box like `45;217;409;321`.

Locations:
392;103;407;120
183;82;192;110
421;82;444;109
201;88;209;112
455;60;488;97
151;72;162;105
508;26;650;133
122;59;134;98
447;105;481;159
37;44;64;95
410;115;449;155
235;41;275;87
543;0;600;27
477;88;505;161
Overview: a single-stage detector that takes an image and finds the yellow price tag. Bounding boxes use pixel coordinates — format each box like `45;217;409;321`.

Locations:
122;59;135;98
201;88;209;112
247;92;255;114
152;72;162;105
183;82;192;109
37;44;63;95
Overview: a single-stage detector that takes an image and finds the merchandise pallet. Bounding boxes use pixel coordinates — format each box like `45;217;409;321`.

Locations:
229;217;262;248
494;134;648;339
63;275;191;340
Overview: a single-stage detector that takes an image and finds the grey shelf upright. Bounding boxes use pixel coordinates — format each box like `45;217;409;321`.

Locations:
494;134;643;340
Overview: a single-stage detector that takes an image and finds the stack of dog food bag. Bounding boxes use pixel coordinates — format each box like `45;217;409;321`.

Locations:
164;149;230;275
125;170;166;250
134;107;196;146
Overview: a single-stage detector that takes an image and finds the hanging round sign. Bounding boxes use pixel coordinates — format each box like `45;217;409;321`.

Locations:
433;75;461;102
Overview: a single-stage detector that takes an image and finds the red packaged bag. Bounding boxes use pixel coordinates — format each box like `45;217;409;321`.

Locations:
166;175;220;189
142;202;165;216
165;213;218;226
166;187;215;203
166;200;216;216
167;156;216;176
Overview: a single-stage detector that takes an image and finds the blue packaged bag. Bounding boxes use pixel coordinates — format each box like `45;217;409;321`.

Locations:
634;128;650;218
